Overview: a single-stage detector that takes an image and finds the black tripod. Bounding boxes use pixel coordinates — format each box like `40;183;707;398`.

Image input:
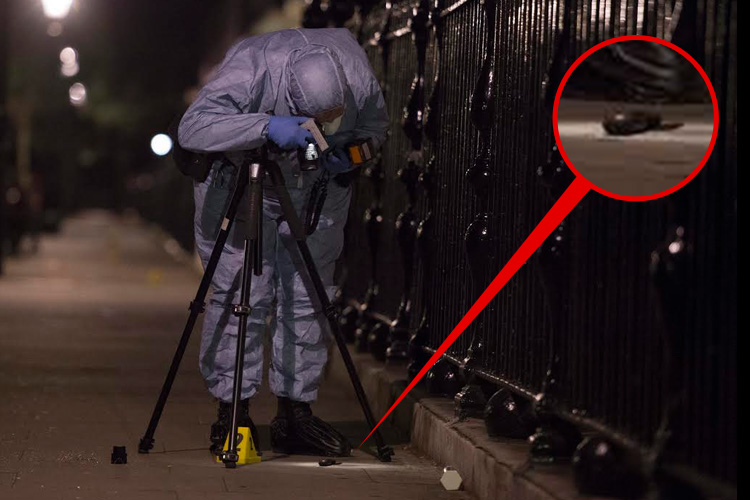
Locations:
138;147;393;467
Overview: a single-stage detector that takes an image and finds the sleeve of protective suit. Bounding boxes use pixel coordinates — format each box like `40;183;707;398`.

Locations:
178;42;271;153
351;75;389;151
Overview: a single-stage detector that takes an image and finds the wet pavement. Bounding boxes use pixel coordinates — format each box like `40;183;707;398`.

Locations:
0;211;472;500
557;100;714;197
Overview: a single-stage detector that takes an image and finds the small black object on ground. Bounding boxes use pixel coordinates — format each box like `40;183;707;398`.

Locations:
318;458;338;467
602;109;685;136
111;446;127;464
603;110;663;135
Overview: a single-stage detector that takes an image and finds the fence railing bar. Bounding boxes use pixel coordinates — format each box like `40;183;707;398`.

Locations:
439;0;474;18
364;0;479;47
421;346;538;400
422;347;658;457
345;298;395;327
347;0;735;488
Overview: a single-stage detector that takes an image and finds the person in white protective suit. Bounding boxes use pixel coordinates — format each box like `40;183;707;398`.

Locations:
178;27;388;457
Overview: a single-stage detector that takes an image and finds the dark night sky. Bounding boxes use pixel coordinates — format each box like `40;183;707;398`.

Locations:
6;0;256;208
10;0;218;114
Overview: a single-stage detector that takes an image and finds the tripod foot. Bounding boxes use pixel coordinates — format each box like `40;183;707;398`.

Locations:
376;445;394;463
215;427;261;466
221;450;239;468
138;436;154;454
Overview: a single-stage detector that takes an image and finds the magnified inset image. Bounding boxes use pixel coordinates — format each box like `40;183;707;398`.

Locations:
555;37;716;199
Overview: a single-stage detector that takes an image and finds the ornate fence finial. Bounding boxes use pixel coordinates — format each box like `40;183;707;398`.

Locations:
455;0;499;419
528;0;582;463
409;0;443;379
354;3;393;356
389;0;432;363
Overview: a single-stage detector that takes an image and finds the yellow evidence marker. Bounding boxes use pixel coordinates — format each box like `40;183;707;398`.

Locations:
215;427;261;465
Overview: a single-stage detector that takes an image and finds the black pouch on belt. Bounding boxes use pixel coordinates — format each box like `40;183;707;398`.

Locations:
168;113;216;183
305;170;330;235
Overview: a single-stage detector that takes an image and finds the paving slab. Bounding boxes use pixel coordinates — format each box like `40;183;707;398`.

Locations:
0;211;473;499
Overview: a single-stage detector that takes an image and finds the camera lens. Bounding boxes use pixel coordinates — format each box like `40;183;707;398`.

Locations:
304;143;319;161
299;143;319;171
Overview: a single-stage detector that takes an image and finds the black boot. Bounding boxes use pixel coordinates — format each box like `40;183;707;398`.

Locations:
210;399;259;455
270;397;352;457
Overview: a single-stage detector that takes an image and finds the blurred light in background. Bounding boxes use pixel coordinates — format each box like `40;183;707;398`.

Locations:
61;61;80;77
41;0;74;19
60;47;77;65
5;187;22;206
69;82;87;106
47;21;64;37
60;47;80;77
150;134;173;156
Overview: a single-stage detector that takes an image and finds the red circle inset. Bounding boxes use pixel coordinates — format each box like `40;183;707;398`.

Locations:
552;35;719;202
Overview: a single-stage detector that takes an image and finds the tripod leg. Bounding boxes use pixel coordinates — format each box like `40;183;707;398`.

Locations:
222;160;264;468
296;242;393;462
265;162;393;462
220;238;254;468
139;166;249;454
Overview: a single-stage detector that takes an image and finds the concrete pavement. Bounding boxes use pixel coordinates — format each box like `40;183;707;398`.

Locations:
0;210;472;500
557;100;714;197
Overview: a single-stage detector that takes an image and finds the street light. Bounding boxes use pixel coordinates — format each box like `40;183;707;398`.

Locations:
150;134;173;156
69;82;87;106
47;21;64;37
61;62;79;77
59;47;77;65
41;0;73;20
60;47;79;77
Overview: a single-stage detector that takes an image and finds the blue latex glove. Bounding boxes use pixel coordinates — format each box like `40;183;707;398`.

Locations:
320;148;353;174
267;116;314;150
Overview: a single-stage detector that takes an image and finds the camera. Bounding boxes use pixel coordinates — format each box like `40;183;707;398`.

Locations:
298;119;330;171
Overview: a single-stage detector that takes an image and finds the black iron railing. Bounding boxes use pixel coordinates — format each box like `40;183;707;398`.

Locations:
334;0;736;497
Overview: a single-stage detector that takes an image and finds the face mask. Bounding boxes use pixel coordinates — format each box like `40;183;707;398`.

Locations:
322;115;343;135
